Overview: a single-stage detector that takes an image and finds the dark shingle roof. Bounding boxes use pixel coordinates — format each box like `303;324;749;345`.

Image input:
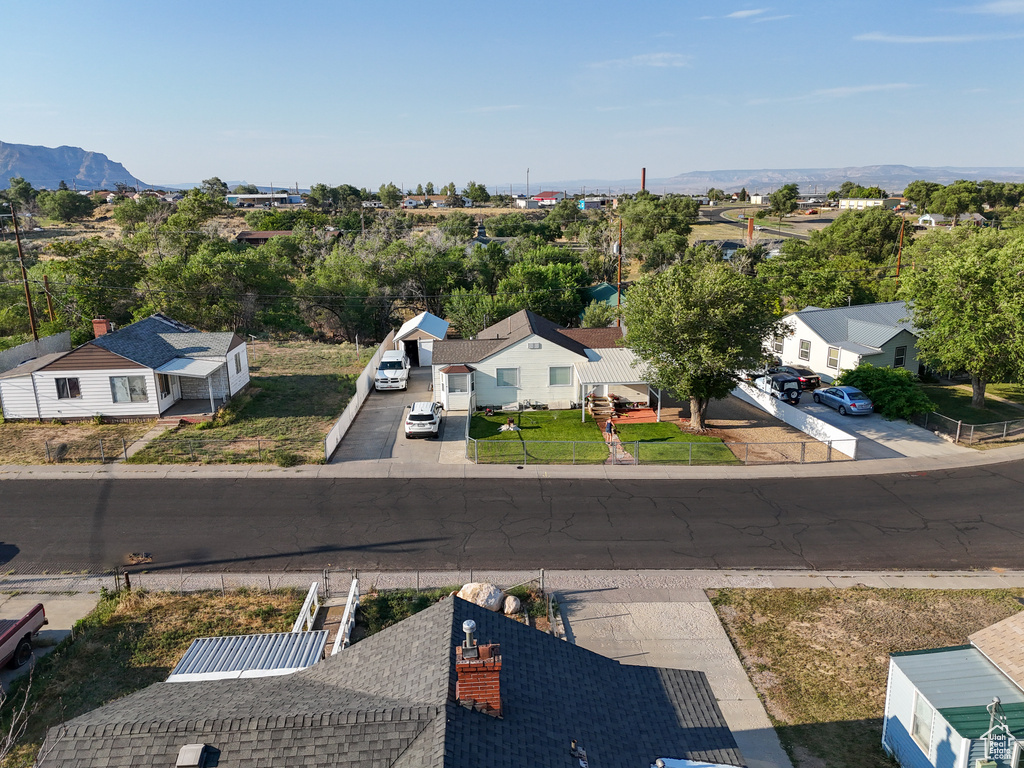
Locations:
90;314;241;369
41;598;742;768
432;310;616;365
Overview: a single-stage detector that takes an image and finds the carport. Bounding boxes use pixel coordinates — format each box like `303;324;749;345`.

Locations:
575;347;661;422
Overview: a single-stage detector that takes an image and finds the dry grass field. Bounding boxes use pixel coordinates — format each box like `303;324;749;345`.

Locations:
0;420;154;465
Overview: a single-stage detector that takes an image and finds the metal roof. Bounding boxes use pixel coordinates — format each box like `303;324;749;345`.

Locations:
167;631;328;682
155;358;224;379
792;301;918;348
940;702;1024;739
892;646;1024;710
577;347;647;385
395;311;449;342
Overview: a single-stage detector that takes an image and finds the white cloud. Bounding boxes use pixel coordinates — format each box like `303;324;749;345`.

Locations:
752;14;793;22
748;82;914;105
855;30;1024;43
726;9;767;18
591;52;691;68
964;0;1024;14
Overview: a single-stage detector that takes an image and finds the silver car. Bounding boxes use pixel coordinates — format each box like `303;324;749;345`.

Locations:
812;386;874;416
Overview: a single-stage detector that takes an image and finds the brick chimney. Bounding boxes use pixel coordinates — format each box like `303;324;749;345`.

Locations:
92;317;113;338
455;620;502;716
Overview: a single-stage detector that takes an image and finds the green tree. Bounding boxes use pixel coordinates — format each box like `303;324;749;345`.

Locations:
36;189;96;222
232;183;260;194
444;286;507;337
767;183;799;227
624;260;782;431
617;193;699;274
834;363;934;420
445;188;465;208
462;181;490;204
496;261;587;326
200;177;229;198
581;300;619;328
899;227;1024;408
425;182;435;196
737;187;749;202
707;188;725;202
437;211;477;244
378;182;402;208
3;177;37;209
903;180;942;212
414;184;424;196
112;195;171;232
929;180;981;226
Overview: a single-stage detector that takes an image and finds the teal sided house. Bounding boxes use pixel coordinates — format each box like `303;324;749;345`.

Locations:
883;612;1024;768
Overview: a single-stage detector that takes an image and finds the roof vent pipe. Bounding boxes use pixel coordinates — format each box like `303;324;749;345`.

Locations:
463;619;477;648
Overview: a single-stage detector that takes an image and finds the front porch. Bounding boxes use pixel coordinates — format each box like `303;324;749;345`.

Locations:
157;399;217;426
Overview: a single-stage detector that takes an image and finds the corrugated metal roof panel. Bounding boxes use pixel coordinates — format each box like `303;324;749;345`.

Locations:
167;631;327;682
577;348;647;385
795;301;917;347
940;702;1024;739
892;646;1024;709
395;312;449;342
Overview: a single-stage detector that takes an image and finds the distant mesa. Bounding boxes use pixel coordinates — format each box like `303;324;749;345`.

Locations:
0;140;145;190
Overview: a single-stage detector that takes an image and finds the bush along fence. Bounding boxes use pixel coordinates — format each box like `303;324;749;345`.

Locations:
464;437;852;465
912;411;1024;445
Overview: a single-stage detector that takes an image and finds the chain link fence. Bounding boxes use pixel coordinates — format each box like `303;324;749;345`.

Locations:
912;412;1024;445
38;437;321;465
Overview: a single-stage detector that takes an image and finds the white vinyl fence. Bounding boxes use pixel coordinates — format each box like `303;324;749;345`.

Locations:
733;382;859;459
324;331;395;461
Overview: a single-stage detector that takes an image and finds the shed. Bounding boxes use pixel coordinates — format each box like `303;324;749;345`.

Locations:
167;630;328;682
393;311;449;367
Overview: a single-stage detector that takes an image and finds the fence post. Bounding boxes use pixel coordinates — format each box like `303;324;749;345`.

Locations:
1004;421;1009;440
924;413;929;429
634;441;639;465
474;439;478;464
523;442;527;465
257;439;262;462
45;440;51;462
955;420;963;444
189;440;195;459
970;425;975;445
800;442;806;463
572;441;576;465
688;442;692;466
122;438;128;460
744;443;749;465
827;441;832;462
99;439;105;464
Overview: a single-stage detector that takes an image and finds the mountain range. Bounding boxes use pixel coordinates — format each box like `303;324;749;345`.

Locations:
0;141;144;190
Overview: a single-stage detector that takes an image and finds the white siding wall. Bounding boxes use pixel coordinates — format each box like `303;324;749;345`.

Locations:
33;368;162;419
443;336;587;409
0;377;40;419
227;350;250;394
776;318;920;383
883;661;965;768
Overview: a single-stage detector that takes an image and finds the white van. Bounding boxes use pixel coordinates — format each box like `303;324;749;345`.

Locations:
375;350;411;391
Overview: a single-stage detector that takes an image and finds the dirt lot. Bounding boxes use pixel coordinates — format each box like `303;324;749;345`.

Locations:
712;588;1024;768
659;394;850;463
0;420;154;464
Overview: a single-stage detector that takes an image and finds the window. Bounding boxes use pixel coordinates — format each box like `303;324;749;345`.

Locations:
448;373;469;393
549;366;572;386
495;368;518;388
158;374;171;398
911;693;934;752
827;347;840;369
235;352;242;374
110;375;148;403
55;377;81;399
894;346;907;368
772;335;784;354
798;340;811;361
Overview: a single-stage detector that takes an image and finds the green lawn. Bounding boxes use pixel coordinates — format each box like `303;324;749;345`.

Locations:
614;421;740;465
468;411;608;464
919;384;1024;425
127;341;371;466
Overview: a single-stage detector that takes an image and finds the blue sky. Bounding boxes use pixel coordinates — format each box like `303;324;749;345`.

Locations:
5;1;1024;190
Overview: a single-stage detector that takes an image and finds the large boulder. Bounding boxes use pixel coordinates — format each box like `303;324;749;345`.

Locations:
503;595;521;615
457;582;505;612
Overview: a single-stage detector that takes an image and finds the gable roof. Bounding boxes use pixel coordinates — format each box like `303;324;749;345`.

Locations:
41;597;742;768
81;314;243;370
969;611;1024;691
432;310;624;366
790;301;918;353
395;312;449;343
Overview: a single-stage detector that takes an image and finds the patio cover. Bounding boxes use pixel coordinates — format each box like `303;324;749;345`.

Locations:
155;358;223;378
576;347;646;385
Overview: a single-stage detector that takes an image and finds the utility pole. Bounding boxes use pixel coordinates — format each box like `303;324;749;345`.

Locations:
526;168;530;199
895;214;906;279
616;218;623;327
9;202;38;341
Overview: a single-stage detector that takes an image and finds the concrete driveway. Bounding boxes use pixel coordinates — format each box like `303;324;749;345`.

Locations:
802;397;968;459
330;368;467;464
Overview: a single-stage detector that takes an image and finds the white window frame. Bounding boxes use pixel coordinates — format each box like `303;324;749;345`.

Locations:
447;373;469;393
798;340;811;361
495;368;519;388
894;346;907;369
911;691;934;754
157;373;171;399
55;377;82;399
549;366;572;387
235;352;242;374
110;375;148;403
827;347;840;369
772;335;784;354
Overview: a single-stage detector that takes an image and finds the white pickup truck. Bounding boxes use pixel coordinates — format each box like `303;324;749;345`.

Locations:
1;603;47;669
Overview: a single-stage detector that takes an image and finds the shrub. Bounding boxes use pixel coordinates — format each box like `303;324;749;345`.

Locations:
271;450;303;467
835;363;934;420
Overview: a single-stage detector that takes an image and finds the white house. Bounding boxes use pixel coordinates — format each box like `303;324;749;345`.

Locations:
883;612;1024;768
531;191;566;207
0;314;249;421
770;301;920;383
393;311;449;367
430;310;652;411
838;198;885;210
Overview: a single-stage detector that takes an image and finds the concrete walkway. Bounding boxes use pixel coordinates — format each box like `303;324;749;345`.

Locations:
8;569;1024;765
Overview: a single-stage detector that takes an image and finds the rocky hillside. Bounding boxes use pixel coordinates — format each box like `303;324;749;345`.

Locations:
0;141;145;190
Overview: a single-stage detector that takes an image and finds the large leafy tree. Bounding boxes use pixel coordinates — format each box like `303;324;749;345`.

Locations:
767;183;799;227
378;182;402;208
899;227;1024;408
200;177;229;198
624;258;782;431
36;189;95;222
903;180;942;212
929;180;981;226
462;181;490;204
496;261;588;327
617;192;699;274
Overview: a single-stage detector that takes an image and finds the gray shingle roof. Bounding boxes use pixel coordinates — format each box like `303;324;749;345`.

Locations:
90;314;241;369
40;598;742;768
794;301;918;350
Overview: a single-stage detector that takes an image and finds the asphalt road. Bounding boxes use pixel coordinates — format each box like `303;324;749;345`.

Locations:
3;465;1024;573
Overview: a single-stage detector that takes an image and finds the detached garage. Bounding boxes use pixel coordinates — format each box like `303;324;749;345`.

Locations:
393;311;449;367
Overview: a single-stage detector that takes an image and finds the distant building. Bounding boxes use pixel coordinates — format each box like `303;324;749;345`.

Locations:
531;191;566;206
225;192;302;207
838;198;885;211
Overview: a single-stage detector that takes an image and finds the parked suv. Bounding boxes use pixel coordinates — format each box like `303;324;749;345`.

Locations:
405;401;442;438
770;365;821;390
754;373;802;404
375;350;411;391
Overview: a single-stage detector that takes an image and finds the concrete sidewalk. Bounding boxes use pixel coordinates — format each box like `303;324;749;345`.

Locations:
6;569;1024;766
